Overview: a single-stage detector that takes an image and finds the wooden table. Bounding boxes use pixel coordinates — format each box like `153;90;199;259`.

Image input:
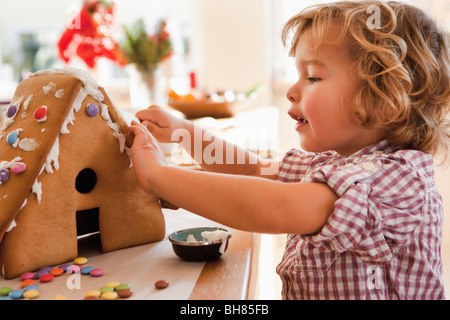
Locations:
0;209;260;300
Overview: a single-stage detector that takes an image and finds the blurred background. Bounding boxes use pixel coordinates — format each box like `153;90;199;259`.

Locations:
0;0;449;299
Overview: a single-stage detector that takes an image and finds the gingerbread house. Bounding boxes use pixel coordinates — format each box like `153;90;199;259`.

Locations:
0;68;165;279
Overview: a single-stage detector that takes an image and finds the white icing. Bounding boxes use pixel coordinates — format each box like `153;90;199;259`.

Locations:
6;220;16;232
43;135;60;174
43;82;56;95
60;87;87;134
201;230;231;254
31;178;42;203
19;138;39;151
1;96;24;131
23;94;33;110
32;68;104;102
55;89;64;99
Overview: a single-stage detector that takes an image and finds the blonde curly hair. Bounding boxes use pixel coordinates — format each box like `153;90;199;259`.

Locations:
282;1;450;162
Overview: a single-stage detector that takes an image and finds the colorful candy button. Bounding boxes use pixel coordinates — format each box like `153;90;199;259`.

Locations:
90;268;104;277
8;290;23;299
23;289;39;299
23;285;39;292
117;288;133;298
34;269;49;279
11;162;26;174
105;281;120;289
0;287;13;296
50;268;64;277
6;131;19;145
74;257;88;265
39;274;54;283
154;280;169;289
59;264;71;272
80;266;95;275
86;103;99;117
101;291;118;300
7;105;17;118
20;272;35;281
0;169;9;183
99;286;114;294
53;295;68;300
34;106;48;122
115;283;131;291
21;279;36;288
85;290;101;298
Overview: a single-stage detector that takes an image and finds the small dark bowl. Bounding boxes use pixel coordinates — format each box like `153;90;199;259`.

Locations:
168;227;231;261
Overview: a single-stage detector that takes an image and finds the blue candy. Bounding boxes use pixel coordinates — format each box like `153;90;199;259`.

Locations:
81;266;95;275
23;285;39;292
9;290;23;299
6;131;18;145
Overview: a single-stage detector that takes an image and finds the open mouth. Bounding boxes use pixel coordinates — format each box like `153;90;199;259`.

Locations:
288;112;309;127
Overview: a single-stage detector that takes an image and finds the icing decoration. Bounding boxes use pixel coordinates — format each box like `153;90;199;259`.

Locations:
43;82;56;95
31;178;42;203
86;103;99;117
55;89;64;99
1;96;23;131
34;106;48;122
23;95;33;110
19;138;39;152
11;162;26;174
43;135;60;174
7;105;17;118
0;169;9;183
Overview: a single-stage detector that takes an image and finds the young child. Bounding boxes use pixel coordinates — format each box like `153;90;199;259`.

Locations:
129;1;449;299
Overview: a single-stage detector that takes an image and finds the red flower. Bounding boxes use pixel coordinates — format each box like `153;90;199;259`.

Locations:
58;0;127;69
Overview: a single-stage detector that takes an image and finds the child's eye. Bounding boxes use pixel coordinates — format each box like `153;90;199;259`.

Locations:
306;77;321;83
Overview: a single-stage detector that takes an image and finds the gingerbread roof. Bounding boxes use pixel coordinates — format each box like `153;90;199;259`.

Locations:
0;68;135;240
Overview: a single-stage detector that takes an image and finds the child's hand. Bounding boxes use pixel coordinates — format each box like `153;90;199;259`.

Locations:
135;105;186;144
129;120;168;194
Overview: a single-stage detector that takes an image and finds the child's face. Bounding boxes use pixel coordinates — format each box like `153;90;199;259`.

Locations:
286;26;385;155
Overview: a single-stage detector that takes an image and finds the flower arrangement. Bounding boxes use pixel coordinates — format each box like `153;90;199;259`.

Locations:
120;19;173;75
57;0;127;69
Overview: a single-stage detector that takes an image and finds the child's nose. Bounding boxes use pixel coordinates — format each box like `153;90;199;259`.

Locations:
286;83;300;103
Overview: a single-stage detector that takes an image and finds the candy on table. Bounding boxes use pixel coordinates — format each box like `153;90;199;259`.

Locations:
99;286;114;294
80;266;95;275
20;279;36;288
8;289;23;299
74;257;88;265
20;272;35;280
89;268;104;277
117;288;133;298
101;291;118;300
0;287;13;296
52;295;68;300
23;285;39;292
39;274;54;283
49;267;64;277
23;289;39;299
154;280;169;289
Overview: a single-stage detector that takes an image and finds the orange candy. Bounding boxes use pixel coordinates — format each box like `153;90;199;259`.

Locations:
21;279;36;288
50;268;64;277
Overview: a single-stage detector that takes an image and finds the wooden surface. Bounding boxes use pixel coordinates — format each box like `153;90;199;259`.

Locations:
190;229;260;300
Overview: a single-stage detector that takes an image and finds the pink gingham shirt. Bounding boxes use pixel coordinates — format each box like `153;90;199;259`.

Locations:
276;140;445;300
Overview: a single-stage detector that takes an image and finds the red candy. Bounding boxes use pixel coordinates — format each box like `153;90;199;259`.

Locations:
39;274;54;283
34;106;48;122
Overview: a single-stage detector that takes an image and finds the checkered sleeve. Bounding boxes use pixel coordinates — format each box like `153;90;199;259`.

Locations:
304;154;427;265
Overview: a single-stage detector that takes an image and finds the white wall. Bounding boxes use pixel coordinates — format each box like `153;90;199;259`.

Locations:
191;0;273;107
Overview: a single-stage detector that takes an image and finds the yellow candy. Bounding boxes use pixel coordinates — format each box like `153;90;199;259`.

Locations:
53;295;68;300
85;290;101;298
74;257;88;265
23;289;39;299
105;281;120;289
101;291;118;300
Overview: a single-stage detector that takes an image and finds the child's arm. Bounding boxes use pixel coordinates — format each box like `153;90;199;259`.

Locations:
135;106;278;179
130;121;337;235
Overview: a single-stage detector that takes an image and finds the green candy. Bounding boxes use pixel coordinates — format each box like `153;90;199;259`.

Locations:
0;287;13;296
115;284;131;291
